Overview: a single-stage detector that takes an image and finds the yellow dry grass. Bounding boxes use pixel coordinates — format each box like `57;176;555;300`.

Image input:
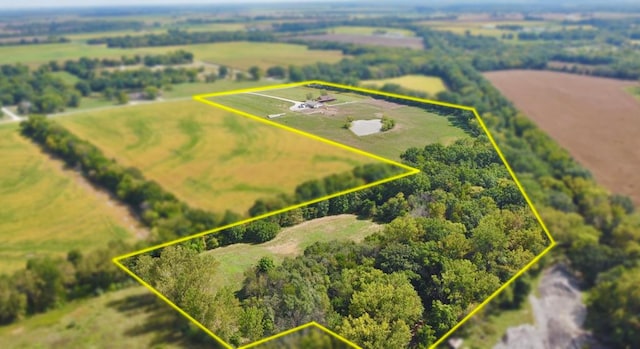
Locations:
57;100;375;214
0;124;138;273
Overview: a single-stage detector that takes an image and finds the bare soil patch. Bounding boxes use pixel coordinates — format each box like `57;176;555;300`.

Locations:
293;34;424;49
485;70;640;205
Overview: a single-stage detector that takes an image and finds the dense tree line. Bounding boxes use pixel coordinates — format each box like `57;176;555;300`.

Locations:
60;50;195;81
87;29;276;48
132;137;547;348
517;29;598;41
0;36;69;46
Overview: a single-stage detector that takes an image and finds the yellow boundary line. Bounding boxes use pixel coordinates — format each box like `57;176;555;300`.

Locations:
112;80;555;349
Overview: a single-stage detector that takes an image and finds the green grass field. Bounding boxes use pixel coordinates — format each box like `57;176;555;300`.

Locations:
57;99;378;214
626;85;640;102
0;124;141;273
0;41;345;71
363;75;448;96
210;86;469;160
205;214;381;290
0;286;212;349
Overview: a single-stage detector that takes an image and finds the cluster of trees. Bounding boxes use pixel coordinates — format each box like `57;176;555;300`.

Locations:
130;137;547;348
87;29;275;48
75;66;200;99
380;116;395;131
142;50;194;67
279;27;639;346
0;241;134;324
0;63;79;113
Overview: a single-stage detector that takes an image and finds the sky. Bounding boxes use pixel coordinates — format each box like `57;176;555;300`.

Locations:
0;0;627;10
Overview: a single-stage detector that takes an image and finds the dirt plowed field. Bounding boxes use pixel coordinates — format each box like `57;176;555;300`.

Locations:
485;70;640;205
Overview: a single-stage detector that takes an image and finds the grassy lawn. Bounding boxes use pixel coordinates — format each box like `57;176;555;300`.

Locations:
51;71;82;85
210;85;469;160
57;99;377;214
205;214;381;290
362;75;448;96
625;85;640;102
0;286;212;349
0;124;140;274
160;79;276;99
327;26;416;37
0;41;345;71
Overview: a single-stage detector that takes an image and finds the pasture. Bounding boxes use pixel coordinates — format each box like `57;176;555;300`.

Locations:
0;41;345;70
0;124;142;273
56;99;376;214
363;75;448;96
485;70;640;205
210;85;469;160
205;214;381;290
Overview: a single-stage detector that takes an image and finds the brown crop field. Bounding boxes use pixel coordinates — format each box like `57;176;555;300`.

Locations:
485;70;640;205
293;34;424;49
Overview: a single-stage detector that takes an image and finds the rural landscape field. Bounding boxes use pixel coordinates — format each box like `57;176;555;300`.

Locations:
56;99;378;213
1;1;639;349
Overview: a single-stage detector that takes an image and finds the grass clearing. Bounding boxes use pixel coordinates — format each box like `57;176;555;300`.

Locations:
0;124;141;274
363;75;448;96
57;99;378;214
0;286;212;349
210;85;469;160
205;215;381;290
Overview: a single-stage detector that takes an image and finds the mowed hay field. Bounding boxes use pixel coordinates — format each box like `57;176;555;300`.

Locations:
0;41;345;70
485;70;640;205
57;100;376;214
0;124;142;273
363;75;448;96
211;86;469;160
204;215;381;290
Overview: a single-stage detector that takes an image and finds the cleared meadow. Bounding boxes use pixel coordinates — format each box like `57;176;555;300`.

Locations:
210;85;469;160
363;74;448;96
205;214;381;290
57;99;377;214
0;124;141;273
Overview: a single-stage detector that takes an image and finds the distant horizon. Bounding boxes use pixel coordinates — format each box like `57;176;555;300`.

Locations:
1;0;638;11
